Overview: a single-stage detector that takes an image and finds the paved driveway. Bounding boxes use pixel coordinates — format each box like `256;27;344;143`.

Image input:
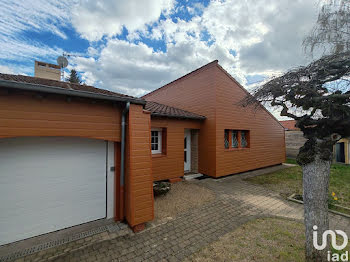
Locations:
13;165;350;262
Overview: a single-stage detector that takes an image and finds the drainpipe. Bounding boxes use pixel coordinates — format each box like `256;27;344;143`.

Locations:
120;102;130;189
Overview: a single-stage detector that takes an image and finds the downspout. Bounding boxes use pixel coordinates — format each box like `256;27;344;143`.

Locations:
120;101;130;218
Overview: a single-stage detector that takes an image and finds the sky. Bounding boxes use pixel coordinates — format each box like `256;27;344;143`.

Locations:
0;0;321;105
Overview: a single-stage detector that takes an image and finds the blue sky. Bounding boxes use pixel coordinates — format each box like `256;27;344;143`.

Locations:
0;0;319;100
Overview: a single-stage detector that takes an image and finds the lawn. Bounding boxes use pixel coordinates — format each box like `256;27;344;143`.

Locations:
186;218;350;262
245;159;350;209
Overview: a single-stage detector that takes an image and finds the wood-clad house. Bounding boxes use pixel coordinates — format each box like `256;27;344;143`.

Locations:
0;60;285;246
0;74;153;245
143;60;286;179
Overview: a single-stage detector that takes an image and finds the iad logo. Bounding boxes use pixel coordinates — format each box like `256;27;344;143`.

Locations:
313;225;349;261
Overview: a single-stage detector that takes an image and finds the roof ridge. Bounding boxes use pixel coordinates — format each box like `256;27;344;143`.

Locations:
0;73;96;89
0;73;140;100
0;73;145;103
142;60;218;98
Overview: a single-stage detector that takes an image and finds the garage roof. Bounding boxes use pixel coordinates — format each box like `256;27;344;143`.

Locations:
145;101;206;120
0;73;146;105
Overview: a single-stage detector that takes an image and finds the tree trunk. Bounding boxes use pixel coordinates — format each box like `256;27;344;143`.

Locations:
303;155;331;262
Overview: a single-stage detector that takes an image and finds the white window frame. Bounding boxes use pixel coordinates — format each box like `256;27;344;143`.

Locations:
151;128;162;154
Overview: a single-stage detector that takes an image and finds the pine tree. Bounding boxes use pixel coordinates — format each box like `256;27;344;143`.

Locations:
241;51;350;262
66;69;81;84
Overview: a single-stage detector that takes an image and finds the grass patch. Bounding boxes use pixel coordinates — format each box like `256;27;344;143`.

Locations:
185;218;350;262
245;159;350;209
154;181;215;221
286;158;298;165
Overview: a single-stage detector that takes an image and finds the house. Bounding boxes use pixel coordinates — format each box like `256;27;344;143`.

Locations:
143;60;286;179
280;120;300;131
144;101;206;181
0;60;285;246
281;120;350;163
280;120;306;158
0;73;154;245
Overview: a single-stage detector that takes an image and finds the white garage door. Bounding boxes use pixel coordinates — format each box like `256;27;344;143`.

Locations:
0;137;107;246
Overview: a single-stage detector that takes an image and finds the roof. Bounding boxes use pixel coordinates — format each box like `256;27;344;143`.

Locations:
0;73;145;105
280;120;299;131
145;101;206;120
142;60;284;129
142;60;218;99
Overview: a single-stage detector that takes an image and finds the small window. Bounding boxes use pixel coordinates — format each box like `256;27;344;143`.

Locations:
241;131;248;148
232;131;238;148
151;129;162;154
224;129;250;149
224;130;229;149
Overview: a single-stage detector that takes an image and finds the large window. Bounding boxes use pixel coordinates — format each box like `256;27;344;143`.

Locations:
151;129;162;154
224;129;250;149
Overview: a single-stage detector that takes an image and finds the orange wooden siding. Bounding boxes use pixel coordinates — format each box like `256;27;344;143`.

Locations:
125;104;154;227
0;91;122;141
144;62;285;178
151;117;201;181
214;66;285;177
144;64;217;177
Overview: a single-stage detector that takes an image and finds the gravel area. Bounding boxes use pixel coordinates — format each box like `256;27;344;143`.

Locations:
154;181;216;222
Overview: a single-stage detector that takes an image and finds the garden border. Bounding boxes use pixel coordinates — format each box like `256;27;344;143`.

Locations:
288;193;350;219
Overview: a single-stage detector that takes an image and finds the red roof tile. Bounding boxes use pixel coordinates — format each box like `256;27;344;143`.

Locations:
145;101;206;120
0;73;144;103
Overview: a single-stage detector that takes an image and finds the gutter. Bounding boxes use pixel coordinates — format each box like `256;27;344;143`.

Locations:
0;80;146;105
120;102;130;191
150;113;206;120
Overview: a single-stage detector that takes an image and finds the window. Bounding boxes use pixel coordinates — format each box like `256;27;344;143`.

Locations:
232;131;238;148
241;131;248;148
224;129;250;149
224;130;229;149
151;128;167;155
151;129;162;154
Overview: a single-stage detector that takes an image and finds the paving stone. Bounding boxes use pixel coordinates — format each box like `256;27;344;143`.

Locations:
9;167;350;262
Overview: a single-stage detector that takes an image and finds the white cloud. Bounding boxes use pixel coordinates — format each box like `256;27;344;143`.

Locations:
0;0;72;75
72;36;241;97
197;0;320;74
72;0;320;99
0;64;31;75
237;0;320;73
1;0;322;122
0;0;72;39
0;65;14;74
71;0;175;41
0;36;63;62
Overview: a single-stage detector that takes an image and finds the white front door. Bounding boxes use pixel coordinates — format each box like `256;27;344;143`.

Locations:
0;137;107;245
184;130;191;171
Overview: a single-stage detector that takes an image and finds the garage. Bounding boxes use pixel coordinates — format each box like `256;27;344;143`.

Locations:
0;137;108;245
